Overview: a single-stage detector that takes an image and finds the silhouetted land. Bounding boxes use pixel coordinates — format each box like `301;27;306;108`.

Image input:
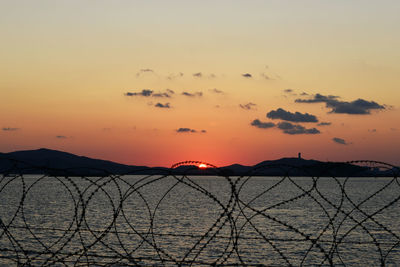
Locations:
0;148;398;177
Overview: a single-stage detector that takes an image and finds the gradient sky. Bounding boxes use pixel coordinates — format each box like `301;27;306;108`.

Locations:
1;0;399;166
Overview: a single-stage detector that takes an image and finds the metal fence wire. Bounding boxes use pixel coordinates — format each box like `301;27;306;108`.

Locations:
0;159;399;266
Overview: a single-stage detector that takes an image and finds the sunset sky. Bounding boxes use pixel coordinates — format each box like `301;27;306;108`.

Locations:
1;0;399;166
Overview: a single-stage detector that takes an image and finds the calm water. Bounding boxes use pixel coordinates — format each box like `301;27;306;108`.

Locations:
0;175;399;266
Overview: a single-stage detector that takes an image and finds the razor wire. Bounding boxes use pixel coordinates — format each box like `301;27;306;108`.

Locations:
0;158;399;266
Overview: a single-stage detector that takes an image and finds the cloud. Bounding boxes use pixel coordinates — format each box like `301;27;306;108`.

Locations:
368;129;377;133
295;93;385;114
152;92;170;98
242;73;252;78
277;122;320;135
176;127;206;133
182;91;203;97
239;103;257;110
2;127;19;131
209;88;224;94
56;135;67;139
317;122;332;126
260;73;271;80
332;137;349;145
193;72;202;78
125;89;174;98
166;73;184;80
250;120;320;135
125;89;153;97
283;89;293;93
140;68;153;73
250;119;275;129
266;108;318;122
155;103;171;108
136;68;155;77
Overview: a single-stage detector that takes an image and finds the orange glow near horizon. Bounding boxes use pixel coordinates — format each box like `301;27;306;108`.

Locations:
0;1;399;166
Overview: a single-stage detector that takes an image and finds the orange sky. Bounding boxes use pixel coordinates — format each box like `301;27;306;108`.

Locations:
1;1;399;166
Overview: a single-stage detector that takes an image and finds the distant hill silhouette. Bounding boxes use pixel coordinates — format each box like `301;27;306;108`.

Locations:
0;148;398;177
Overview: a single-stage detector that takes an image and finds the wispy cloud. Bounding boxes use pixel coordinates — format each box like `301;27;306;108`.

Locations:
332;137;349;145
136;68;155;77
193;72;202;78
317;122;332;126
2;127;19;131
152;92;171;98
260;73;271;80
166;72;184;80
209;88;224;94
240;103;257;110
182;91;203;97
56;135;67;139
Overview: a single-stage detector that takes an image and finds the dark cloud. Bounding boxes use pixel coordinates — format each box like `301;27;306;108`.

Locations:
368;129;377;133
125;89;153;97
240;103;257;110
209;88;223;94
155;103;171;108
283;89;293;93
332;137;349;145
317;122;332;126
242;73;252;78
56;135;67;139
176;128;194;133
267;108;318;122
182;91;203;97
277;122;320;135
125;89;174;98
176;127;206;133
295;93;339;103
250;120;320;135
2;127;19;131
295;93;385;115
193;72;202;78
250;119;275;129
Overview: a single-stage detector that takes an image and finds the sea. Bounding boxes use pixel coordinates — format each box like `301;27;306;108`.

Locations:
0;175;399;266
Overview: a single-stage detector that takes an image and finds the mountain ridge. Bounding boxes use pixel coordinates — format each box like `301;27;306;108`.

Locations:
0;148;397;177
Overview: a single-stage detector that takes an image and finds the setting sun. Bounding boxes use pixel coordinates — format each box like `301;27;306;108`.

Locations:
198;163;208;169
